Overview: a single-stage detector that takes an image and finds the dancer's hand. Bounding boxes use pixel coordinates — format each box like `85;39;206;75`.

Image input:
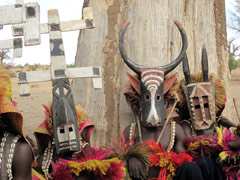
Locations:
228;124;240;151
228;138;240;151
127;157;147;180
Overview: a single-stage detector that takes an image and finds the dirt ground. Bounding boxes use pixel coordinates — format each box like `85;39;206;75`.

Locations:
10;67;240;140
226;68;240;125
11;78;52;139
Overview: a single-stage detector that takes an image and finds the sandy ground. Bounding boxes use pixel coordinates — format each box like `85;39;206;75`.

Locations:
11;78;52;139
227;68;240;125
10;67;240;140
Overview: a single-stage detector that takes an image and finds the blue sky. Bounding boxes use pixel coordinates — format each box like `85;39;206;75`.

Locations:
226;0;240;54
0;0;237;65
226;0;236;38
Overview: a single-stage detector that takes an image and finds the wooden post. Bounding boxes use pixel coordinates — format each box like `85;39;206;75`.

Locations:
23;2;40;46
0;1;24;25
0;38;22;58
0;0;25;57
0;0;94;57
12;7;95;38
17;8;101;96
0;0;40;46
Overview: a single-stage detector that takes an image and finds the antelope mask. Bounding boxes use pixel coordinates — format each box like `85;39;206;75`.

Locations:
119;20;188;127
181;45;216;130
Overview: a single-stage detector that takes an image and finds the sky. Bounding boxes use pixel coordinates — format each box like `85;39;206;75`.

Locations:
0;0;238;65
226;0;236;38
0;0;84;65
225;0;240;54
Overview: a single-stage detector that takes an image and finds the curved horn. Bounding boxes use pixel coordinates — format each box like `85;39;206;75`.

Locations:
202;44;208;82
119;21;142;74
119;20;188;75
182;53;192;85
161;20;188;75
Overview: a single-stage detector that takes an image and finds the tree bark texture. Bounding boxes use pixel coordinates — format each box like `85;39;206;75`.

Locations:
73;0;232;146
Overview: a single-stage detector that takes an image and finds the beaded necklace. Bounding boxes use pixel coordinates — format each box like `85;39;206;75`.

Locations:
0;132;21;180
0;133;9;165
7;135;21;180
180;119;196;137
129;120;176;152
41;138;88;178
42;141;54;179
166;121;175;152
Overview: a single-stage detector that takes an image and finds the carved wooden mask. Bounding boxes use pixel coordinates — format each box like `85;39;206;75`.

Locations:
119;20;188;126
183;79;215;130
52;78;80;154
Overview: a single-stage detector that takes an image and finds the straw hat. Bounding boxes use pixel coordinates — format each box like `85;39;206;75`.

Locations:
0;65;37;165
0;65;23;136
0;65;9;101
0;95;24;136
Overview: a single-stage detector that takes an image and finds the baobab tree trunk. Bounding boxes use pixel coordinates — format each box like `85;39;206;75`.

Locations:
73;0;232;146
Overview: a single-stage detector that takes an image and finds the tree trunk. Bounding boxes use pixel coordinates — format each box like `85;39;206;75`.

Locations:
73;0;231;146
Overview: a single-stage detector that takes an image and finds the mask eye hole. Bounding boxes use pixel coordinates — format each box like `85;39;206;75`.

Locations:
195;105;200;109
60;128;65;133
156;94;161;101
69;127;73;132
145;94;150;101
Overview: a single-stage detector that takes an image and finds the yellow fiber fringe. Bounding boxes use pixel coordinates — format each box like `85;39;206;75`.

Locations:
188;139;212;151
6;80;12;100
75;104;88;124
157;154;177;177
215;126;225;148
32;168;46;180
219;151;228;162
0;65;10;101
68;158;122;177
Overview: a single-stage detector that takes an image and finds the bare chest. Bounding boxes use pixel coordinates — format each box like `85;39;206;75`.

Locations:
132;121;175;152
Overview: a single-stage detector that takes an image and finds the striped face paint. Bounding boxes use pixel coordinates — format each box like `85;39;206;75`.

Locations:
142;70;164;91
140;69;165;126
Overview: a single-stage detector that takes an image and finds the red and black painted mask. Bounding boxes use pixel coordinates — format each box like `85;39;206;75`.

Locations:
119;20;188;127
181;46;216;130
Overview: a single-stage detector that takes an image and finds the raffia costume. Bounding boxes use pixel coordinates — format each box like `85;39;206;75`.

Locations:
116;20;204;180
0;66;35;180
177;49;239;179
115;73;203;180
